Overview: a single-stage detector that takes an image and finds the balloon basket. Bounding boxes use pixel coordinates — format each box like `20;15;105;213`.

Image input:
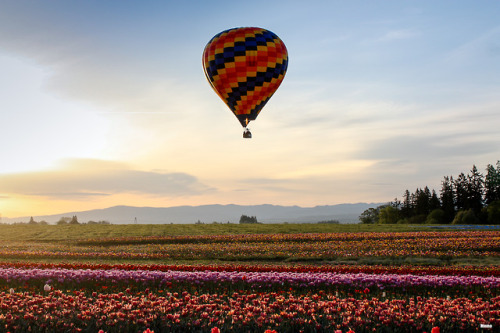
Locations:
243;128;252;139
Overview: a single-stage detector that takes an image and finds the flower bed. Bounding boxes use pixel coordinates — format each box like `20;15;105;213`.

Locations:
0;231;498;262
0;230;498;332
1;261;499;277
0;265;498;332
0;289;498;332
1;268;499;296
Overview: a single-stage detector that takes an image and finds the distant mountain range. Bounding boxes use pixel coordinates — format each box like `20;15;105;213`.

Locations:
3;203;382;224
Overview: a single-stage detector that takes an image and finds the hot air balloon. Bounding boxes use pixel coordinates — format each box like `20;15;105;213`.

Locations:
202;27;288;138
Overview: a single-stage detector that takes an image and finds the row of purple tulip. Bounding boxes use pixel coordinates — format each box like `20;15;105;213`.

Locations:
1;267;499;290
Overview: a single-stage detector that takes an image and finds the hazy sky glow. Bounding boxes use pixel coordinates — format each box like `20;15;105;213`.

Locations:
1;0;499;218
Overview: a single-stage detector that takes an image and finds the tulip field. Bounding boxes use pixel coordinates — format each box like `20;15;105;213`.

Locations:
0;224;498;332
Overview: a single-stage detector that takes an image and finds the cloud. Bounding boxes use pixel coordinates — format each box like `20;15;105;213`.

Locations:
0;3;202;118
357;134;498;162
0;159;213;199
236;177;300;194
373;29;420;42
232;173;394;207
445;26;500;64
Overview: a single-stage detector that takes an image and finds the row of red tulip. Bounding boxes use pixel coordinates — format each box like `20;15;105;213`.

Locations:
1;289;497;332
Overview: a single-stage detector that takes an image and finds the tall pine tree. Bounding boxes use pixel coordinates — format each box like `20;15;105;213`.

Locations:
401;189;413;218
485;161;500;204
440;176;455;223
466;165;484;214
454;173;468;211
429;189;441;211
415;187;431;216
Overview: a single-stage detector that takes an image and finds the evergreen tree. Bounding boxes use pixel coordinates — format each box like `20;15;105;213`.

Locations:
485;161;500;204
429;190;441;211
415;187;431;216
391;197;401;210
401;189;413;218
454;173;468;211
440;176;455;223
466;165;484;214
410;191;418;215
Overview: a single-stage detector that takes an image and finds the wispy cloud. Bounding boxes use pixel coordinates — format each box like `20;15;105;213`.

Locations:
357;134;498;161
0;159;214;199
445;26;500;64
371;29;420;43
0;3;200;118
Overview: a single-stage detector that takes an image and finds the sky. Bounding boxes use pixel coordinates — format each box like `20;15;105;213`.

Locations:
1;0;499;218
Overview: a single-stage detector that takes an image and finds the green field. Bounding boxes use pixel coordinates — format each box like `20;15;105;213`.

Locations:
0;223;436;241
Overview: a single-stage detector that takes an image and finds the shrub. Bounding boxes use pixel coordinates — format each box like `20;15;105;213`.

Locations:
426;209;445;224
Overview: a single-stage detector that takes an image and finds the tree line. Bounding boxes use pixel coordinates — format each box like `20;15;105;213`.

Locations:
239;215;260;224
13;215;111;225
360;161;500;225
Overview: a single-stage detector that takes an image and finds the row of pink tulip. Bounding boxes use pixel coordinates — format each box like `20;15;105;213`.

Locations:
1;267;498;296
2;261;498;276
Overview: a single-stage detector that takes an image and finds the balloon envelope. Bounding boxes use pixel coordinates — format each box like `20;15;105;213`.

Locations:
203;27;288;128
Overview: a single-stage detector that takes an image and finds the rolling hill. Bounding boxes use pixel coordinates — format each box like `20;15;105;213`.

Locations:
3;203;382;224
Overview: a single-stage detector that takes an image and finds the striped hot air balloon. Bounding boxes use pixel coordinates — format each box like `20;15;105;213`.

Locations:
203;27;288;138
